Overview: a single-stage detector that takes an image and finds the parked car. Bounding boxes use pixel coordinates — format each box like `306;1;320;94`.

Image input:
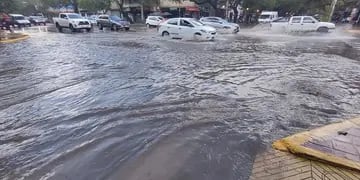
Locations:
53;13;92;32
158;18;216;41
0;13;12;31
9;14;31;28
146;16;165;27
199;17;239;34
28;13;47;25
270;16;335;33
97;15;130;31
87;15;98;26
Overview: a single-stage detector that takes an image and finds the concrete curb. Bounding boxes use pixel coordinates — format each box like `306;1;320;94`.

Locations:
0;33;30;43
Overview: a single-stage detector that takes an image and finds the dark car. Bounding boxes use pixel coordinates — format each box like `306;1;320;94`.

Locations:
28;13;47;26
0;13;12;31
9;14;31;28
97;15;130;31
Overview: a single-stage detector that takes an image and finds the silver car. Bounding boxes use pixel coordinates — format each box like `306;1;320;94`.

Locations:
199;17;239;34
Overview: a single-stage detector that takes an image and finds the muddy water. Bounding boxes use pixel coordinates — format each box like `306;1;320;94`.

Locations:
0;31;359;180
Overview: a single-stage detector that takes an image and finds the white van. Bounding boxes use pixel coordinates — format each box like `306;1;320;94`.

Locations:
258;11;278;23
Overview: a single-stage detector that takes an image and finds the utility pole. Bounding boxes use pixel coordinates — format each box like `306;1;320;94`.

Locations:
225;0;229;20
329;0;338;22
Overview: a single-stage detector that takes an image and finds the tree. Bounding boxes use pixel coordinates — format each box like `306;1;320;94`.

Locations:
78;0;111;12
0;0;22;13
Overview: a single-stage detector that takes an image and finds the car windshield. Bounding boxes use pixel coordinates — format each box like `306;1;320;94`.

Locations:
259;15;270;19
68;14;82;19
189;19;204;26
14;16;25;20
32;13;43;17
110;16;123;21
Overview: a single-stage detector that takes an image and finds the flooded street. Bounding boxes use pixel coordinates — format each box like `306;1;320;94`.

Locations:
0;29;360;180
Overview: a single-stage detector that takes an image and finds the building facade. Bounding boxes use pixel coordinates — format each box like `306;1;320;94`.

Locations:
109;0;200;22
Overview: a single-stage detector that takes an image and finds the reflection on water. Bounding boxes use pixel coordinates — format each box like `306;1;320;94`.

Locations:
0;31;359;180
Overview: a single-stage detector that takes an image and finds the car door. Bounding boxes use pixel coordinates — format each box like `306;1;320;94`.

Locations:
288;17;302;32
149;17;157;25
59;14;68;27
302;17;317;32
179;19;194;39
165;18;180;38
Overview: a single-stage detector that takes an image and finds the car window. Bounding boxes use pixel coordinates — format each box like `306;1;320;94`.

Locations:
303;17;314;23
110;16;121;21
100;16;108;20
180;19;193;27
149;17;156;20
68;14;82;19
14;16;25;20
167;19;178;25
201;18;210;22
272;17;289;22
291;17;301;23
60;14;67;19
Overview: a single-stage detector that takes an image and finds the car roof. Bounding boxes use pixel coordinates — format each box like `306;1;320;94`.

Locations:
202;17;221;19
9;14;24;16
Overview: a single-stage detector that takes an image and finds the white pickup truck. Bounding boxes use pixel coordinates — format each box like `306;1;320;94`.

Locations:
270;16;335;33
53;13;92;32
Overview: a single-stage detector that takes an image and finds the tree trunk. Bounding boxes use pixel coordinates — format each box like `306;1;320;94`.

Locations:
73;0;79;13
233;6;238;23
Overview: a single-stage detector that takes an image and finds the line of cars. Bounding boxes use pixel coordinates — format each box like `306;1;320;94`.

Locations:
0;13;47;29
53;13;131;32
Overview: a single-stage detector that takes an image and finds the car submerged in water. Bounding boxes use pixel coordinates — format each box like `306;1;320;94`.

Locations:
158;18;216;41
199;17;240;34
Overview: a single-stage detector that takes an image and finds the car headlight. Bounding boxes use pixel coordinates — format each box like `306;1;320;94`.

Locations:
200;29;207;33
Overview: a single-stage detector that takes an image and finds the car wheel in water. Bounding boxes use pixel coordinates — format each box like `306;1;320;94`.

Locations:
162;31;169;37
146;23;150;28
112;24;117;31
125;27;129;31
69;24;76;32
193;33;201;41
99;24;103;30
317;27;329;33
86;28;92;32
56;23;62;32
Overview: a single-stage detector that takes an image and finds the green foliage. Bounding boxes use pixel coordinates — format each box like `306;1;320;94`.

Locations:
0;0;22;13
78;0;111;11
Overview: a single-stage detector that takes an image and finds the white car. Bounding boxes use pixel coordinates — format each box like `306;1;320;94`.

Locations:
53;13;92;32
199;17;239;34
158;18;216;41
271;16;335;33
146;16;165;27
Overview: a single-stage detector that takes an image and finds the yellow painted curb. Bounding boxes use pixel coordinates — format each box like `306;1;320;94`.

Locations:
0;34;30;43
273;117;360;171
250;148;360;180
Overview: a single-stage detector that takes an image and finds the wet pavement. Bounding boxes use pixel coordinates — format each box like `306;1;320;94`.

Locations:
0;29;360;180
